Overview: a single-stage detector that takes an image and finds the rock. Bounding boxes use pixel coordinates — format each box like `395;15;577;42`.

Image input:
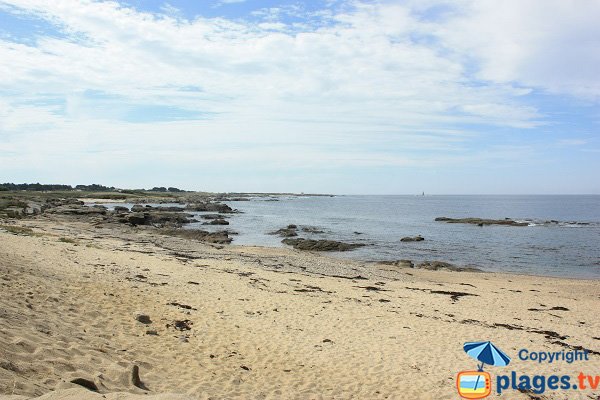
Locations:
208;218;229;225
146;330;158;335
269;227;298;237
417;261;483;272
281;238;365;251
400;235;424;242
134;313;152;324
130;204;186;213
113;205;129;213
46;205;107;216
435;217;528;226
167;319;192;331
154;206;185;212
126;212;196;227
377;259;414;269
161;228;233;244
4;207;24;218
127;213;148;226
186;202;235;213
302;226;325;233
201;214;229;220
131;204;152;212
287;224;297;229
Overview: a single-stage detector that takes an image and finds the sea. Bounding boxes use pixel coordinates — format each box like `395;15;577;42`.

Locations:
187;195;600;279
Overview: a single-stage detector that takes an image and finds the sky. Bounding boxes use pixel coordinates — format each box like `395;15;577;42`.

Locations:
0;0;599;194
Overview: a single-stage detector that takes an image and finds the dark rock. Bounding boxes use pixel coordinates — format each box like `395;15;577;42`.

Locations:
113;206;129;213
135;313;152;324
126;212;195;227
302;226;325;233
131;204;185;212
400;235;424;242
269;227;298;237
203;218;229;225
186;202;235;213
131;204;152;212
47;205;107;216
167;319;193;331
201;214;229;220
161;229;232;244
281;238;365;251
377;260;414;269
417;261;482;272
435;217;528;227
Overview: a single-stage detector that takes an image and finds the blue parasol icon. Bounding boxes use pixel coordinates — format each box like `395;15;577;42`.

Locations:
463;341;511;393
464;341;511;370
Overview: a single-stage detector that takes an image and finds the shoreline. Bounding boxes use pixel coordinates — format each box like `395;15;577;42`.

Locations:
1;213;600;399
6;193;600;280
1;192;600;399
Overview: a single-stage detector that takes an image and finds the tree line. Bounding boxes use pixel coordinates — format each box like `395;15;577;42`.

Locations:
0;183;185;192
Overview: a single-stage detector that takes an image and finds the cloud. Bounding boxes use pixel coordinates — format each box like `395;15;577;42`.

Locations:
0;0;598;192
439;0;600;100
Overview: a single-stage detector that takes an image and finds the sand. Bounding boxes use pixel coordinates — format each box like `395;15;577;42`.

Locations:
1;217;599;400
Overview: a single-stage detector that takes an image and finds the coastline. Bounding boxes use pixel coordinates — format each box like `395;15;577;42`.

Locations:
1;209;599;399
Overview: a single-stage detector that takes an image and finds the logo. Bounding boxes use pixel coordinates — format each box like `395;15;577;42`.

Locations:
457;341;511;399
456;341;598;397
457;370;492;399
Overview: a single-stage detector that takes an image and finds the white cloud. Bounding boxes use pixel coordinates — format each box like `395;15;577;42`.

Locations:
0;0;598;191
440;0;600;99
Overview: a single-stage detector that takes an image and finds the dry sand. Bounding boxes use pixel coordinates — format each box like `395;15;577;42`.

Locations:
1;218;599;399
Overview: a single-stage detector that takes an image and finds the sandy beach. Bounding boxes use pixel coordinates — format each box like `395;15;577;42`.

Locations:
1;204;599;400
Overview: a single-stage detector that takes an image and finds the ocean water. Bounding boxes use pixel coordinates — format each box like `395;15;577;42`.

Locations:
188;195;600;278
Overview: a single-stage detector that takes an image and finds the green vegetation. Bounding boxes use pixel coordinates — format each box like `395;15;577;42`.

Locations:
0;182;186;193
58;237;77;244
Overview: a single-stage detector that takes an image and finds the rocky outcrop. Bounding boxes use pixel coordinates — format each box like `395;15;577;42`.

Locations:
435;217;528;226
46;204;107;215
126;212;196;227
377;260;415;269
376;259;482;272
160;228;232;244
302;226;325;234
281;238;365;251
269;225;298;237
201;214;229;220
131;205;185;212
400;235;424;242
416;261;482;272
185;202;236;213
203;218;229;225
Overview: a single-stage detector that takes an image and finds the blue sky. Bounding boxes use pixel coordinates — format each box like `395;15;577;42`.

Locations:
0;0;599;194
